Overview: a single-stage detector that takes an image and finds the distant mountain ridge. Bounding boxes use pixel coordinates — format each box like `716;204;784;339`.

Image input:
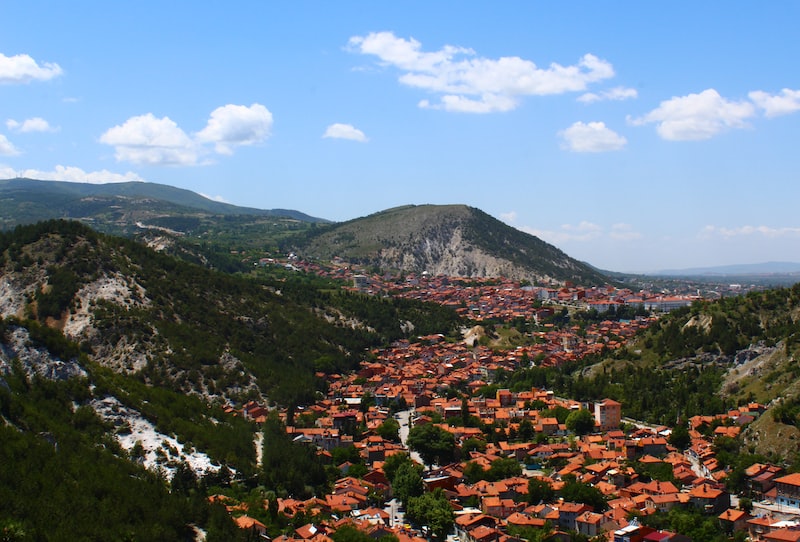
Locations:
291;204;609;286
0;177;328;226
656;261;800;276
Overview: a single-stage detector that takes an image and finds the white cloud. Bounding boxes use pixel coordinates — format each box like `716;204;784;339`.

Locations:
6;117;58;133
100;113;200;166
323;123;368;142
101;104;273;166
578;86;638;104
420;93;518;113
699;224;800;240
629;88;755;141
748;88;800;118
0;53;63;84
558;121;627;152
11;165;144;183
522;221;604;244
348;31;614;113
195;103;273;154
0;135;20;156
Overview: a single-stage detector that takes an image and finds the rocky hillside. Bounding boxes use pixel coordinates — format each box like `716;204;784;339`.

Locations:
292;204;608;286
0;218;463;509
0;220;461;405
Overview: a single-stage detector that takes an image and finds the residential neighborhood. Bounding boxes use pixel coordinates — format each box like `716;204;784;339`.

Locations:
215;269;800;542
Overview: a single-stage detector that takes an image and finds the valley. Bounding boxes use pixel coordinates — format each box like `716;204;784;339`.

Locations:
0;194;799;541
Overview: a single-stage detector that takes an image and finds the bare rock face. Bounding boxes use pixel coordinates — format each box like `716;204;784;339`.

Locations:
0;327;86;380
63;274;149;338
297;204;607;286
61;274;153;373
0;277;29;319
378;226;553;283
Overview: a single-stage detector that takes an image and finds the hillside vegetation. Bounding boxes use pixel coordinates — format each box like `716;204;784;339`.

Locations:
0;220;461;405
0;177;325;226
0;219;467;539
291;204;608;285
0;178;327;272
501;283;800;462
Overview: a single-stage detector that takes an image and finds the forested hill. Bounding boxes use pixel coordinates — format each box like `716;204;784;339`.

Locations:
290;204;609;286
0;177;326;226
0;219;461;406
0;219;463;539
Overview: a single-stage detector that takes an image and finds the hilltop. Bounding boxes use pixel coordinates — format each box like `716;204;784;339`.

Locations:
291;204;608;286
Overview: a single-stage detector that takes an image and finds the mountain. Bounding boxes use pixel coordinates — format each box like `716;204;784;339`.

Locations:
0;177;327;231
656;261;800;276
291;204;609;286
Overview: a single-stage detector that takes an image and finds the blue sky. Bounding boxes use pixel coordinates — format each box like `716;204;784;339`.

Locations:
2;2;800;273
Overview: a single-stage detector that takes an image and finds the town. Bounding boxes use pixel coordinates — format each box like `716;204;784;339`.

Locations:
215;263;800;542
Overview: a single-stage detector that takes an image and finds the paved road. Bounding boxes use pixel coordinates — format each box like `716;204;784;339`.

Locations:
395;409;424;465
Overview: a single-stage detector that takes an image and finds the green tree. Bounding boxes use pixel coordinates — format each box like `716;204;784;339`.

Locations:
265;490;279;520
560;476;607;511
669;423;691;450
360;391;376;413
406;489;454;539
739;497;753;513
331;524;372;542
376;418;401;442
406;424;455;467
517;418;535;442
461;437;487;454
633;460;675;483
528;477;555;504
260;412;328;497
392;462;423;505
486;458;522;481
171;463;197;496
463;461;487;484
541;406;571;424
205;502;244;542
383;453;413;484
565;409;595;435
